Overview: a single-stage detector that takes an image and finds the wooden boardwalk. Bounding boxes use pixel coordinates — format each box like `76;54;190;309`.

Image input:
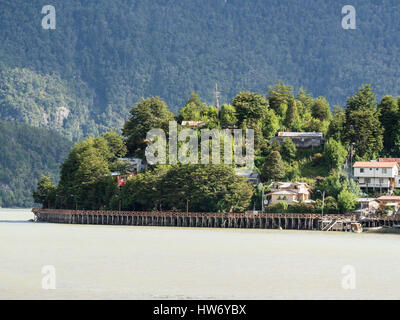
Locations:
32;208;357;231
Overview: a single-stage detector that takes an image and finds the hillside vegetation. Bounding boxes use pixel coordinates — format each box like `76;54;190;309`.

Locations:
0;121;72;207
0;0;399;139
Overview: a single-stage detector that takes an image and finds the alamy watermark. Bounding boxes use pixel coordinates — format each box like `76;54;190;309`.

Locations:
145;121;255;173
341;265;356;290
41;265;56;289
42;5;56;30
342;5;356;29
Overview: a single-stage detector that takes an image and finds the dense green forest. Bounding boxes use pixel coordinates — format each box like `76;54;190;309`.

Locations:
0;120;72;207
34;84;400;214
0;0;399;139
2;0;400;208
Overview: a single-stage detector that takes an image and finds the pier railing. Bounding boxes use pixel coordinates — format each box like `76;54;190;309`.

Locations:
32;208;356;231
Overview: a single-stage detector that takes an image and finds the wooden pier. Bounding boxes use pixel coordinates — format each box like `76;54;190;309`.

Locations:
32;208;357;231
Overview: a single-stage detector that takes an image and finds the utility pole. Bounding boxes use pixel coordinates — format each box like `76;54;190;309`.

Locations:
317;190;325;217
261;185;265;213
214;83;221;112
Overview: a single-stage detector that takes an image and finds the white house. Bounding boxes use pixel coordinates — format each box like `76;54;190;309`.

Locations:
353;161;399;191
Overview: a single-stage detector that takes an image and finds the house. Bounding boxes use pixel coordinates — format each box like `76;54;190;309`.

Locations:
376;195;400;215
181;121;205;128
236;172;260;185
266;182;313;205
353;161;400;191
117;157;147;173
356;198;379;215
270;132;324;148
111;172;135;187
111;158;147;187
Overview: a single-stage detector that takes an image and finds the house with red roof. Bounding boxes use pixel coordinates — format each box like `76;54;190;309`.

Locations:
353;161;400;191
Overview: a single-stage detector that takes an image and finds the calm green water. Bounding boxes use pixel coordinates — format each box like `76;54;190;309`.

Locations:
1;208;399;299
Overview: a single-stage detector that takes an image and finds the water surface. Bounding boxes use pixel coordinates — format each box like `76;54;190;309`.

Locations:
1;208;399;299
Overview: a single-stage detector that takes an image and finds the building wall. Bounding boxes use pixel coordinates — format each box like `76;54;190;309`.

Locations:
354;166;397;178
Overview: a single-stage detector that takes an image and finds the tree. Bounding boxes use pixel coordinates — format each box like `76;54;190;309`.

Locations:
281;138;297;162
262;151;285;181
179;92;207;121
377;95;399;154
324;138;347;170
284;98;299;128
267;82;295;117
122;97;175;157
101;129;127;160
345;84;377;114
57;136;115;210
317;170;361;200
311;97;331;121
220;104;237;128
337;189;357;213
232;91;269;125
326;106;345;141
261;109;280;138
160;165;253;212
344;108;383;160
32;175;57;208
343;84;383;160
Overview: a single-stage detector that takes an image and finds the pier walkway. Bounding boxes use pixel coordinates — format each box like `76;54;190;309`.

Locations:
32;208;358;231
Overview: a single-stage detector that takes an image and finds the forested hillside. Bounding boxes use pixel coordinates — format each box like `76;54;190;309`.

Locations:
0;121;72;207
0;0;399;139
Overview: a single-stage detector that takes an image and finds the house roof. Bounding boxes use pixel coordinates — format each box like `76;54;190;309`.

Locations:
379;158;400;163
267;190;298;196
277;132;323;138
268;181;312;193
377;196;400;201
357;198;378;203
353;161;398;168
181;121;205;126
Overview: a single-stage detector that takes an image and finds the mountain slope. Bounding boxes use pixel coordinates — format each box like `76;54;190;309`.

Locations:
0;0;399;139
0;120;72;207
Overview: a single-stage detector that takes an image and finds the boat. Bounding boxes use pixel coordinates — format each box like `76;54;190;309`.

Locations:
363;226;383;232
351;223;363;233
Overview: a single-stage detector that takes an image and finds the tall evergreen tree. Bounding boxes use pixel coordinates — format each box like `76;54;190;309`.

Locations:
377;95;399;154
262;151;285;181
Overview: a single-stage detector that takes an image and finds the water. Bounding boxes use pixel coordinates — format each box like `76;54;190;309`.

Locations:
1;208;400;300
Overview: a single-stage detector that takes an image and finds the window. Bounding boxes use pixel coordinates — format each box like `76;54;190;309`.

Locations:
360;168;364;173
379;178;384;184
382;168;387;174
365;178;371;184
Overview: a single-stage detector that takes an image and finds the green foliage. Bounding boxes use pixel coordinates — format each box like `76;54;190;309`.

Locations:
377;95;399;154
32;175;57;209
0;120;71;207
324;138;348;170
311;97;331;121
316;170;361;202
262;151;285;181
327;106;345;141
232;92;268;125
281;138;297;162
220;104;237;128
55;135;119;210
344;107;383;160
122;97;175;157
337;189;358;213
1;0;400;140
261;109;280;139
119;165;253;213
